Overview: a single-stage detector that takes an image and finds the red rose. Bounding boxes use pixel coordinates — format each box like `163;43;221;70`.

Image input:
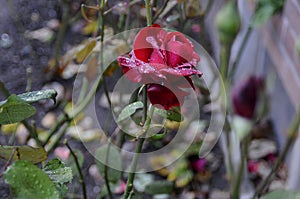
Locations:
231;76;264;119
118;25;202;110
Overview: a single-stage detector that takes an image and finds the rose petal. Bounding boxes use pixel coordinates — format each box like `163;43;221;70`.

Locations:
147;84;181;110
133;26;167;62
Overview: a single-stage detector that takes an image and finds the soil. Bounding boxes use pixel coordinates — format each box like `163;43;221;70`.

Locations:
0;1;227;198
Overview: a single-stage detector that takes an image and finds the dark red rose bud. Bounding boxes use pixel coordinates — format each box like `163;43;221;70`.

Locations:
232;76;264;119
190;158;207;173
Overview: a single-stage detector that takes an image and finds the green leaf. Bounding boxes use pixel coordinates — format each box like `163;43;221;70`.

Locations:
251;0;285;27
154;107;183;122
0;95;36;124
144;180;174;195
43;158;73;184
117;101;144;122
262;190;300;199
17;89;57;104
251;5;275;27
76;40;96;63
95;144;122;183
4;160;60;199
43;158;73;198
0;145;47;164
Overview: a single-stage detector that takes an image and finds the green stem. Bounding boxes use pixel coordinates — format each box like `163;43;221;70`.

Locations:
220;43;231;81
252;110;300;198
123;106;155;199
51;0;71;79
64;139;87;199
228;26;253;82
97;1;114;198
232;135;250;199
153;0;170;22
144;0;152;26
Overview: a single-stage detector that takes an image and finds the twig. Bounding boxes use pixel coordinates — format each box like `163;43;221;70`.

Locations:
153;0;170;22
50;0;71;79
43;113;70;147
0;147;16;177
64;139;87;199
232;135;250;199
252;109;300;198
228;26;253;82
123;106;154;199
97;1;114;198
25;67;32;92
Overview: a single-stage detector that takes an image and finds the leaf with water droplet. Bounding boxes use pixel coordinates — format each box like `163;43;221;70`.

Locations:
117;101;144;122
4;160;60;199
0;95;36;124
154;107;183;122
43;158;72;198
16;89;57;104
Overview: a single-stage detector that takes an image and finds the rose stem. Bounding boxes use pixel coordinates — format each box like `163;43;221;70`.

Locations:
228;25;253;83
232;135;250;199
252;109;300;198
64;139;87;199
123;106;155;199
144;0;152;26
97;0;114;198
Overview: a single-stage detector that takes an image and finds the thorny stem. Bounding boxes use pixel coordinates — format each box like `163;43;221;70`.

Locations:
252;109;300;198
64;139;87;199
123;106;155;199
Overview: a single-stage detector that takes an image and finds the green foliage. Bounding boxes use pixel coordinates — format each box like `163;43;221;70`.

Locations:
17;89;57;104
0;95;36;124
4;160;60;199
43;158;73;198
144;180;174;195
252;0;285;27
262;190;300;199
0;145;47;164
0;90;57;124
154;107;183;122
95;144;122;183
117;101;144;122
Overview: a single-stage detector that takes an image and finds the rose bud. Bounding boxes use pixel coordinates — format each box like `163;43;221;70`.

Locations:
215;1;241;45
231;76;264;119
